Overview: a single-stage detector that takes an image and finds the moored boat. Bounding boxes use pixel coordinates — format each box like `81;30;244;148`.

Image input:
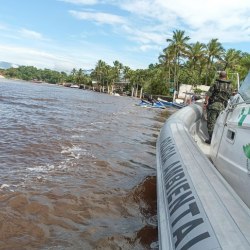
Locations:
157;97;173;107
70;84;79;88
137;99;166;109
157;97;187;109
156;71;250;249
171;102;186;109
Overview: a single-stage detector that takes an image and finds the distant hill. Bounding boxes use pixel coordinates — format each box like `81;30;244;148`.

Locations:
0;61;19;69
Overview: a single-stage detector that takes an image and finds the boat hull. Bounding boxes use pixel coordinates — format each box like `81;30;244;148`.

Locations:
157;97;186;109
210;95;250;208
137;100;166;109
156;104;250;250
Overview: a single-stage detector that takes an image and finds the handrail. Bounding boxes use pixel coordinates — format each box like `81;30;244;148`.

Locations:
229;99;250;109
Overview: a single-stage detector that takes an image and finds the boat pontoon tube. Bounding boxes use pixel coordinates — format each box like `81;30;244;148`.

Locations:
156;104;250;250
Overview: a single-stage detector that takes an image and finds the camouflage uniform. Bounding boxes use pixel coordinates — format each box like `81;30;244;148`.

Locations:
206;79;232;139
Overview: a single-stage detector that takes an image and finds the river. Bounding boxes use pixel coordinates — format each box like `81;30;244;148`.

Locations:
0;79;171;250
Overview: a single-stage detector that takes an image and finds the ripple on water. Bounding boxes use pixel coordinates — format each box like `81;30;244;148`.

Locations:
0;79;172;249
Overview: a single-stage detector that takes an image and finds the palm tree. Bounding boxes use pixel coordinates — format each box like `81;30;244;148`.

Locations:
241;54;250;71
205;39;225;84
159;46;176;91
94;60;108;88
133;69;146;97
71;68;77;83
186;42;206;84
76;68;85;85
166;30;190;90
123;66;131;89
186;42;206;70
113;60;123;83
222;49;242;71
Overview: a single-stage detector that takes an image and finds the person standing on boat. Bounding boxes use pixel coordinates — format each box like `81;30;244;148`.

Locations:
203;71;232;144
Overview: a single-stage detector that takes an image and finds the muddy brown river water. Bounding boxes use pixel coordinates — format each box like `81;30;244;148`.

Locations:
0;79;171;249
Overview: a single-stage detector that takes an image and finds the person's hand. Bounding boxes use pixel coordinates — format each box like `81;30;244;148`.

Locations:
203;102;208;110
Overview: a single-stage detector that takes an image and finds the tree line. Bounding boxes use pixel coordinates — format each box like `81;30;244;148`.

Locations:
1;30;250;96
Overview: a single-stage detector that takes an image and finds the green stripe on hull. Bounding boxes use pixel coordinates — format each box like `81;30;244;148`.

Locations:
238;107;250;126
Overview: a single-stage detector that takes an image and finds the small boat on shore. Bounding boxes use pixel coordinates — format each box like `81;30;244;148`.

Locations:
157;97;187;109
32;79;43;83
157;98;173;107
137;99;166;109
70;84;79;88
156;72;250;249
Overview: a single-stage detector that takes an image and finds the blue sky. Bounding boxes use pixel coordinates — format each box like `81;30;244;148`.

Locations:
0;0;250;72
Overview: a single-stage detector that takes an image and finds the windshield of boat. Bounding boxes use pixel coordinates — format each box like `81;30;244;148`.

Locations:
239;72;250;101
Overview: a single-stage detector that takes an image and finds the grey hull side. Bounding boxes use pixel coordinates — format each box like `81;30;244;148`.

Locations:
156;104;250;250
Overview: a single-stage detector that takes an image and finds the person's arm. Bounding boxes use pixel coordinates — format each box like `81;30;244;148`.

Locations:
203;96;209;109
203;85;214;109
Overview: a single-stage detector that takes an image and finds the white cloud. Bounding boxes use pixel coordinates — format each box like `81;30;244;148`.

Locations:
0;42;124;72
0;44;55;59
119;0;163;19
60;0;98;5
115;0;250;43
0;23;7;30
69;10;127;25
1;0;250;72
0;44;76;71
139;44;160;52
19;28;45;40
160;0;250;38
122;25;165;45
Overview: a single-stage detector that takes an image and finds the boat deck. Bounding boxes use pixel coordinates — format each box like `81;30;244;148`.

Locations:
191;109;211;158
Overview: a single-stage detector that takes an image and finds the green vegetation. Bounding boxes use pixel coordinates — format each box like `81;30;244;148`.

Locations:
1;30;250;96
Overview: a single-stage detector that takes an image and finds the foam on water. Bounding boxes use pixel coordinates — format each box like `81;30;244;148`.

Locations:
0;78;170;249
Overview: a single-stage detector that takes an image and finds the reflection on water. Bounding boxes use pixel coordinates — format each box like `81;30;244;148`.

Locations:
0;79;171;249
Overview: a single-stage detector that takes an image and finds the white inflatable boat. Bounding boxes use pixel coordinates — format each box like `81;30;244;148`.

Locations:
156;72;250;250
